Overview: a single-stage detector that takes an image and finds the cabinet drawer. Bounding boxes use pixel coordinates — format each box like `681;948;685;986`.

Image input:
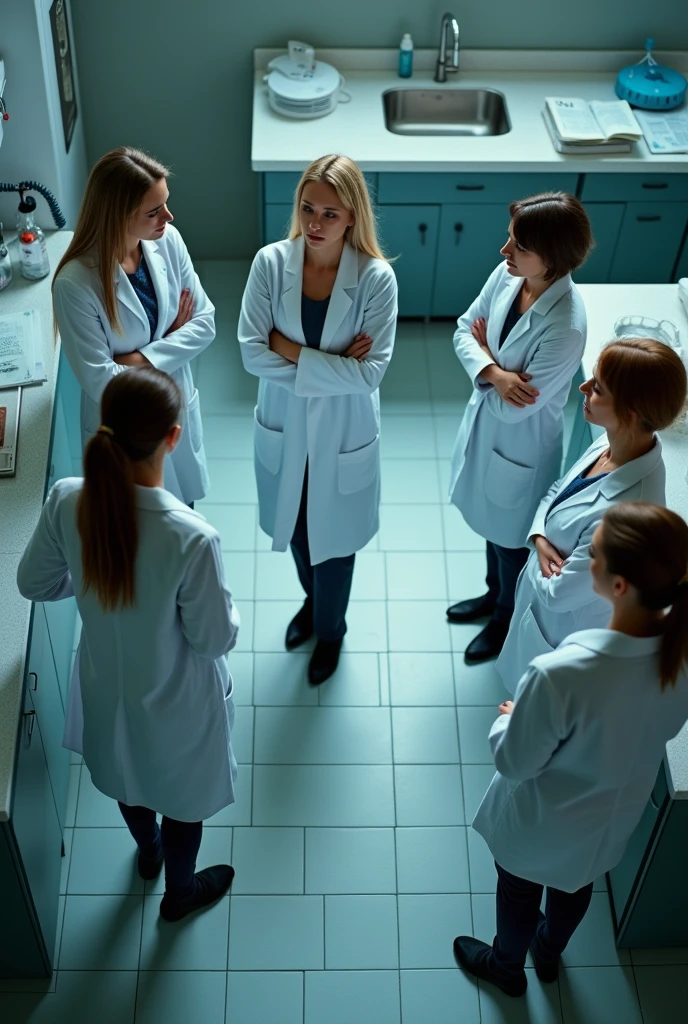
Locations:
264;171;378;204
609;202;688;283
580;174;688;203
377;172;579;205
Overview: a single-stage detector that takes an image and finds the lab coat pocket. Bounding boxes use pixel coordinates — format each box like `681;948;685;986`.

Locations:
254;408;284;475
520;605;555;662
485;450;535;510
187;389;204;453
338;435;380;495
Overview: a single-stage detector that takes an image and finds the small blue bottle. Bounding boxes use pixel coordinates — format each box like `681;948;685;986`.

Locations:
398;33;413;78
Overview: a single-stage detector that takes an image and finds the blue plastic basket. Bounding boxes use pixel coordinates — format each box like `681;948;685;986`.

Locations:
616;39;686;110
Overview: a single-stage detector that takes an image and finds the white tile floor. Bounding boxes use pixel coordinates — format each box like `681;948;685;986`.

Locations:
2;260;687;1023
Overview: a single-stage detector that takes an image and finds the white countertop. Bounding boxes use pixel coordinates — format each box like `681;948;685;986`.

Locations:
0;231;72;821
252;48;688;173
578;282;688;798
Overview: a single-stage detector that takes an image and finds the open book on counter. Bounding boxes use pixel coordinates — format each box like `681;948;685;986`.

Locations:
543;96;642;155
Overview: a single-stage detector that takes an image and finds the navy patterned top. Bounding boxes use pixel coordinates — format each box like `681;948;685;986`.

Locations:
546;468;608;522
301;293;330;349
499;292;523;349
126;256;159;340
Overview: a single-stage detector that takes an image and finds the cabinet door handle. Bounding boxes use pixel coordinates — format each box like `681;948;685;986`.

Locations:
418;223;428;245
456;184;485;191
636;215;661;222
24;709;36;743
28;671;38;691
641;182;668;189
454;223;464;245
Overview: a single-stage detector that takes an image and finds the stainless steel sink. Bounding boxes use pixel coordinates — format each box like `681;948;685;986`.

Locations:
383;88;510;137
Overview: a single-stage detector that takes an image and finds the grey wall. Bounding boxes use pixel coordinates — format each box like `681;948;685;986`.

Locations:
70;0;687;259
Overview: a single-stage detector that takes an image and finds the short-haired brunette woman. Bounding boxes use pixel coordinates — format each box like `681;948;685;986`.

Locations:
454;502;688;998
447;193;593;663
53;147;215;507
239;155;398;685
17;368;239;922
498;337;687;693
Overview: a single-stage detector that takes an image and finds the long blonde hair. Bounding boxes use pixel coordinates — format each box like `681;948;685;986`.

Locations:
53;147;169;334
288;155;387;261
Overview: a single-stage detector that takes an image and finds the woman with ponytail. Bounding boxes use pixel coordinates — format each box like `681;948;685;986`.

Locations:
18;367;239;923
454;501;688;998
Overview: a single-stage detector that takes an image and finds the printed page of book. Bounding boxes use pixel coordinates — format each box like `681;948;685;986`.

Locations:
544;97;605;142
589;100;642;141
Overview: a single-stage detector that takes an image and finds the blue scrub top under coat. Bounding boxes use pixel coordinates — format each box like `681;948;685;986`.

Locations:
126;256;159;340
301;293;330;349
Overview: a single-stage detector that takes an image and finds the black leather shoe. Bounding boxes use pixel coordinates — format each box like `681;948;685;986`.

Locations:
453;936;527;998
286;601;313;650
160;864;235;923
530;913;560;983
464;619;509;664
447;594;495;623
138;847;164;881
308;638;343;686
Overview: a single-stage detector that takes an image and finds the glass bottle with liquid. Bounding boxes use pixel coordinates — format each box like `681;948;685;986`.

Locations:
0;223;12;291
17;195;50;280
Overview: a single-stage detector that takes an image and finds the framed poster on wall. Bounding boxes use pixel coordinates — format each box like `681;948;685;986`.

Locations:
49;0;77;152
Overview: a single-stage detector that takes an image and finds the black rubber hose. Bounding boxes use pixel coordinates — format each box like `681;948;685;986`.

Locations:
0;180;67;228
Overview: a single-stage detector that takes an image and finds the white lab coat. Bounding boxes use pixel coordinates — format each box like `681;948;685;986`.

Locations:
474;629;688;892
52;224;214;504
497;432;665;693
238;237;398;564
449;262;587;548
16;478;239;823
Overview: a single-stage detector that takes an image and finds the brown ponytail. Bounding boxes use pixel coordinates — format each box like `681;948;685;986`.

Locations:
601;503;688;689
78;367;182;611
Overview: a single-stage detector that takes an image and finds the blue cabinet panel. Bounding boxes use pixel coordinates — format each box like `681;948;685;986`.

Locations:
609;202;688;283
264;172;378;204
432;204;508;317
377;205;440;318
9;688;62;975
674;233;688;282
27;606;70;830
579;174;688;203
609;764;667;920
377;172;579;205
574;204;625;284
264;204;293;244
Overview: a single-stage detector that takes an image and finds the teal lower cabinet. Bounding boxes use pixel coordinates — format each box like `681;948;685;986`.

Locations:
674;231;688;281
609;763;688;946
377;205;440;317
431;204;508;317
1;687;63;976
575;203;625;284
264;203;293;245
608;202;688;284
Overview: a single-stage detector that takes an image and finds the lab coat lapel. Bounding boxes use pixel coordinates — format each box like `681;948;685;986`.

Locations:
280;237;306;344
546;434;609;519
319;242;357;353
498;273;573;356
115;265;148;327
487;272;522;354
141;240;170;339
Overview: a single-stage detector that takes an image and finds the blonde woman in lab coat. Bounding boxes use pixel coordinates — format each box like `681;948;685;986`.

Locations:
53;147;215;507
498;337;687;694
239;155;398;685
447;192;593;664
454;501;688;998
17;368;239;923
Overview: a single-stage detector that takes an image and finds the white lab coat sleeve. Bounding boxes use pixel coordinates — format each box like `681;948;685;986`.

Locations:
528;475;565;543
529;521;601;613
17;484;74;602
490;663;567;781
53;276;128;403
481;325;585;424
238;251;297;392
178;532;240;660
294;268;398;397
144;232;215;373
452;264;504;386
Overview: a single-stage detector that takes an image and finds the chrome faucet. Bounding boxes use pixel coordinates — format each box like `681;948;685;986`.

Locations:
435;12;460;83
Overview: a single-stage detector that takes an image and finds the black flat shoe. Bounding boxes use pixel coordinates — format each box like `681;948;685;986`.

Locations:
464;619;509;664
308;638;343;686
453;936;527;998
286;601;313;650
447;594;495;623
138;848;164;881
160;864;235;923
